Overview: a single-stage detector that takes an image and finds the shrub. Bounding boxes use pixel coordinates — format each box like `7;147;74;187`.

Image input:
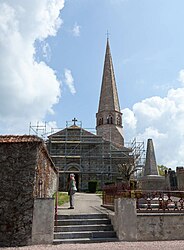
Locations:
88;181;98;193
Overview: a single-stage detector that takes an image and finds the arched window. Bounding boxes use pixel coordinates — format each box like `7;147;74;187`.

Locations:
117;115;121;125
110;116;113;124
107;115;113;124
98;118;103;125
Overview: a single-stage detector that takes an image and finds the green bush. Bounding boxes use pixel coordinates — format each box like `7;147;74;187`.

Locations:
88;181;98;193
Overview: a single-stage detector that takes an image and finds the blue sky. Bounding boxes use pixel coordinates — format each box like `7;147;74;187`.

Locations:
44;0;184;128
1;0;184;168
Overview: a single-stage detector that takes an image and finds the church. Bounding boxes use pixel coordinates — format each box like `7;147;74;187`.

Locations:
47;39;136;191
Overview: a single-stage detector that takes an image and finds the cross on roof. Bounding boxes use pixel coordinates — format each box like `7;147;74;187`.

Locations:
106;30;110;40
72;117;78;126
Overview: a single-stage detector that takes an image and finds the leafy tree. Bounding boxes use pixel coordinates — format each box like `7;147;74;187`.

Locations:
157;165;168;176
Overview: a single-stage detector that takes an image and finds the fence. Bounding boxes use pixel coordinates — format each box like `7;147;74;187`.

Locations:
102;183;184;213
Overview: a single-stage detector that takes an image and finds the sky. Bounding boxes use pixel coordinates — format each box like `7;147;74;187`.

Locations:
1;0;184;169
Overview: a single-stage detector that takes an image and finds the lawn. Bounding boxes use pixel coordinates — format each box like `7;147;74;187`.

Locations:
55;192;69;206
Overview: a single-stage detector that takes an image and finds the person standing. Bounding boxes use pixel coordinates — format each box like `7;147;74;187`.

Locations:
68;173;77;209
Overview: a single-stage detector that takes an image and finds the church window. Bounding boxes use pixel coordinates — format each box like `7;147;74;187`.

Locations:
98;118;103;125
107;115;113;124
117;115;121;125
110;116;113;124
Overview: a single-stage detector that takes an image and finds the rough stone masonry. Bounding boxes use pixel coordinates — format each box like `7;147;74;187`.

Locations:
0;135;58;247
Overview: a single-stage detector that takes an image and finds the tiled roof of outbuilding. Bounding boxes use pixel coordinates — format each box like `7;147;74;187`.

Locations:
0;134;58;173
0;135;43;143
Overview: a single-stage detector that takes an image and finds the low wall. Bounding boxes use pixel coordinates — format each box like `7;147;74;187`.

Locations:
31;198;55;245
137;213;184;241
110;198;184;241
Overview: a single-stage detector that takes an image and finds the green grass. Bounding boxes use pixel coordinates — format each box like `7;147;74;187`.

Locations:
54;192;69;206
96;190;103;198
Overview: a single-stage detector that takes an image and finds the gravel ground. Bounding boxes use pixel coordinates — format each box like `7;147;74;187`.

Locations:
2;241;184;250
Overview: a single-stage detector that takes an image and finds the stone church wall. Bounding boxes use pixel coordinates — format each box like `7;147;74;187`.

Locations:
48;127;131;192
97;124;124;149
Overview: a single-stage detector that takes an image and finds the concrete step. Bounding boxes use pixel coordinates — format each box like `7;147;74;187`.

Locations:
54;224;113;232
53;213;118;244
55;218;111;226
54;231;116;240
56;214;108;220
53;237;119;244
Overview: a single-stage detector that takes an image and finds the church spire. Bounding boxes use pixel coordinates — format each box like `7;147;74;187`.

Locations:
96;38;124;149
98;38;121;112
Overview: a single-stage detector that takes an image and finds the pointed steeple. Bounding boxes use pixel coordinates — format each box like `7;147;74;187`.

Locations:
98;39;121;112
96;39;124;149
144;139;159;176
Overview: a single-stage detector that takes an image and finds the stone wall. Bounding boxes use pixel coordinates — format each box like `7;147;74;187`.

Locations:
111;198;137;241
0;136;58;247
31;198;55;245
110;198;184;242
176;167;184;190
0;142;37;247
48;127;132;191
34;144;58;198
96;124;124;149
137;213;184;241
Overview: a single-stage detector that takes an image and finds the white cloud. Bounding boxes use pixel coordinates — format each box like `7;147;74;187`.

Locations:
64;68;76;95
0;0;65;134
42;41;51;61
123;71;184;169
178;69;184;85
72;22;81;37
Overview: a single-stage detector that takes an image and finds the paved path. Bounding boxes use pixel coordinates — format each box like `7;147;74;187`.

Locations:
57;192;109;215
3;241;184;250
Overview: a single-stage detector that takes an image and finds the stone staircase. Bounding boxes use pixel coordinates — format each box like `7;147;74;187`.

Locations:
53;213;118;244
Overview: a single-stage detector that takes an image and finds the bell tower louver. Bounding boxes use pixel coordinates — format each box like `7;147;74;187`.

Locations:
96;39;124;149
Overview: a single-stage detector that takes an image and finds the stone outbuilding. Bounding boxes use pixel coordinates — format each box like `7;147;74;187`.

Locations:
0;135;58;247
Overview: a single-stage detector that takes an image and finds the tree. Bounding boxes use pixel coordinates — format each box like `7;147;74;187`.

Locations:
157;165;168;176
118;162;140;182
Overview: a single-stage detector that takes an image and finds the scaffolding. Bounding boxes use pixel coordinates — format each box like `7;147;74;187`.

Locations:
29;122;47;138
29;121;145;190
128;138;146;167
